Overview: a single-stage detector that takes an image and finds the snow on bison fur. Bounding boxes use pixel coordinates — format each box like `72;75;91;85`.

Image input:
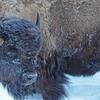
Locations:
0;14;100;100
0;14;67;100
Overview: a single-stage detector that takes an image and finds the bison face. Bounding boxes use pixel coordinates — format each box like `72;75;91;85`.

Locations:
0;14;43;99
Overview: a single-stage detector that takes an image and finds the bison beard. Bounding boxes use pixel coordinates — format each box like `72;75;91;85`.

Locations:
0;15;100;100
36;51;68;100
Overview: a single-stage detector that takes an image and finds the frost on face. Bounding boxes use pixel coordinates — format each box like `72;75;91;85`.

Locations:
0;15;43;99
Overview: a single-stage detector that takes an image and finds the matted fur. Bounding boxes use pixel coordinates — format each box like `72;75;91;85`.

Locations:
0;16;67;100
0;15;100;100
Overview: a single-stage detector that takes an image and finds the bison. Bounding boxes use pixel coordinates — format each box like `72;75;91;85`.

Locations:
0;14;100;100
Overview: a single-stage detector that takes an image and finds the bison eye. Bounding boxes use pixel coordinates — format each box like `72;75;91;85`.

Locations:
0;37;4;46
6;45;18;58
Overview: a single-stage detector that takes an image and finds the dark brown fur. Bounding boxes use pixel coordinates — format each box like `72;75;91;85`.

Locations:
0;15;100;100
0;16;67;100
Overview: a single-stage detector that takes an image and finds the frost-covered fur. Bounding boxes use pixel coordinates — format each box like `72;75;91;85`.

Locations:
0;16;67;100
0;15;100;100
0;15;42;99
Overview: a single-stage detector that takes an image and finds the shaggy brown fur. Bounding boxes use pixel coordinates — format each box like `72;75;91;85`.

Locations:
0;15;100;100
0;15;67;100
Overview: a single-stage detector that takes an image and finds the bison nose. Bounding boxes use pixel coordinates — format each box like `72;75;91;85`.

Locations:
21;72;37;86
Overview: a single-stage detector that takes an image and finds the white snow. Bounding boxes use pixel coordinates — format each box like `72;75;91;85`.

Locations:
0;72;100;100
66;72;100;100
0;84;14;100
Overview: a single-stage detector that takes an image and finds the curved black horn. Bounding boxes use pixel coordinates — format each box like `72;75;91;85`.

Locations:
36;13;40;29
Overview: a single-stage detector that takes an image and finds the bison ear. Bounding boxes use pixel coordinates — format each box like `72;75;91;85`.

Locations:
35;13;40;29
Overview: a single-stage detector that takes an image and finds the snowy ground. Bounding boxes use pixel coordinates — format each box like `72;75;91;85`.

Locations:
66;72;100;100
0;72;100;100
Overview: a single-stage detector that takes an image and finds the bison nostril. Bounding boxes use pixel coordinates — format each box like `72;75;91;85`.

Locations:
21;72;38;86
32;57;38;65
